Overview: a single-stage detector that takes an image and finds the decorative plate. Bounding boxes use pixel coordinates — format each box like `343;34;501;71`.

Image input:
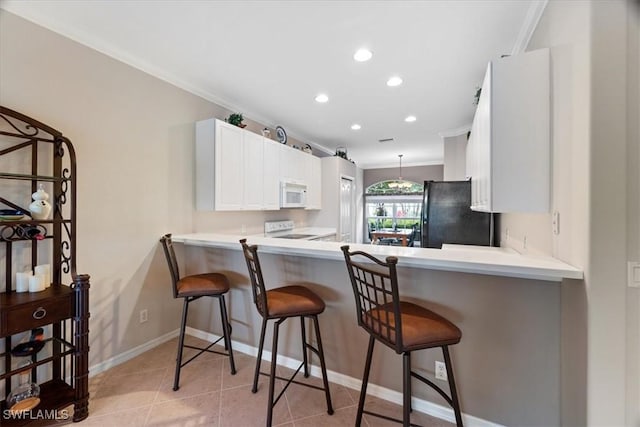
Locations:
0;209;24;221
0;214;24;221
275;126;287;144
11;340;45;357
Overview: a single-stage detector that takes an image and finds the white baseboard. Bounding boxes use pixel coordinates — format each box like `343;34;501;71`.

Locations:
88;329;180;377
88;327;501;426
184;327;503;427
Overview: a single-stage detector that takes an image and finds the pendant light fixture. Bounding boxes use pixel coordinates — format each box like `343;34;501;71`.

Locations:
388;154;413;190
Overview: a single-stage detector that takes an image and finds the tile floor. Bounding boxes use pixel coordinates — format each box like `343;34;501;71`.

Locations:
60;336;453;426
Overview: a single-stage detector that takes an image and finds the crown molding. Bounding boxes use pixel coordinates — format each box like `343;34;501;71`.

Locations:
511;0;548;54
0;2;323;147
438;125;471;139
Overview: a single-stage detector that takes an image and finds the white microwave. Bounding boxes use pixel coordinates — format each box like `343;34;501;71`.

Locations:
280;181;307;208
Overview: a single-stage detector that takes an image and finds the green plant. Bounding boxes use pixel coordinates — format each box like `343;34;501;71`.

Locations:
227;113;244;127
335;149;348;159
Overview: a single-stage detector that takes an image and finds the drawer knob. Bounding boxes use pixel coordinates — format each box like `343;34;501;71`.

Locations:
32;307;47;320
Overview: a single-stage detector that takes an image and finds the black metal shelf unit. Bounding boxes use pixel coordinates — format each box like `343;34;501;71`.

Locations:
0;106;90;424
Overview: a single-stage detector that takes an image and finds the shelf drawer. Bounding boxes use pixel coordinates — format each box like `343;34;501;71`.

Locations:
1;293;73;336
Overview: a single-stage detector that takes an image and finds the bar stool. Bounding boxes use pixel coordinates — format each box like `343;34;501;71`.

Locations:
239;239;333;427
341;245;463;427
159;233;236;391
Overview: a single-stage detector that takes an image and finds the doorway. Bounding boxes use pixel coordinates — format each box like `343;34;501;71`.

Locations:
340;176;354;242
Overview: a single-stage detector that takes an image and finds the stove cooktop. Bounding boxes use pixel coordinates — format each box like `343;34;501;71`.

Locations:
275;234;315;239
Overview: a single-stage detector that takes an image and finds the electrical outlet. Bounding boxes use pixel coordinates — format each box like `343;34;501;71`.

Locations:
139;309;148;323
241;224;246;234
628;262;640;288
435;361;447;381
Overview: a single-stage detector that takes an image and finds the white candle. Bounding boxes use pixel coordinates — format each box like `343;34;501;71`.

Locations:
29;275;45;292
15;272;30;293
34;264;50;288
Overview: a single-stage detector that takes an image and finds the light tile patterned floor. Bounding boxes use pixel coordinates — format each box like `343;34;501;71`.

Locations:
61;336;453;426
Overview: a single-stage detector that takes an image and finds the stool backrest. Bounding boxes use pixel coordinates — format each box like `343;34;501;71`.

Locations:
159;233;180;299
239;239;268;316
341;245;403;353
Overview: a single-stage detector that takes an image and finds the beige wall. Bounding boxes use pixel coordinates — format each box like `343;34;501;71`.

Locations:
510;0;638;424
627;0;640;424
0;11;318;366
443;134;468;181
524;4;592;423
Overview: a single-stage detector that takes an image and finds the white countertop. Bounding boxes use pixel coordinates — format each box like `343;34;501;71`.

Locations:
256;227;336;240
171;233;583;282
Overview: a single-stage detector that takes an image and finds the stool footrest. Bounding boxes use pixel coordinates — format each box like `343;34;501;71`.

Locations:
258;359;328;406
362;409;421;426
411;370;453;407
180;336;228;368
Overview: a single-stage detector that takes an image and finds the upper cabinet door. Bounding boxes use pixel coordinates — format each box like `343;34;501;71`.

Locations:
196;118;244;211
280;145;306;183
214;120;245;210
263;139;282;210
196;118;283;211
305;155;322;210
243;131;265;210
468;48;550;213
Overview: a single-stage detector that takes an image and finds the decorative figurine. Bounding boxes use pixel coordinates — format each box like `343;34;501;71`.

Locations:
29;184;52;220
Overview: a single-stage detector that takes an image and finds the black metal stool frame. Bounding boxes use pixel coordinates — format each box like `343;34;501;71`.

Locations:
240;239;334;427
341;245;463;427
160;234;236;391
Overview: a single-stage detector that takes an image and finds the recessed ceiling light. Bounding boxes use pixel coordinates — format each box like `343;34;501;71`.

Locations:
353;48;373;62
315;93;329;103
405;115;417;123
387;76;403;87
351;124;361;130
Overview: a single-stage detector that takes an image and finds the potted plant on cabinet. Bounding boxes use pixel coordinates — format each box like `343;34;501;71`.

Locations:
227;113;246;128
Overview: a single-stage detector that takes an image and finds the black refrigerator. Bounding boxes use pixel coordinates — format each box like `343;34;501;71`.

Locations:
421;180;496;249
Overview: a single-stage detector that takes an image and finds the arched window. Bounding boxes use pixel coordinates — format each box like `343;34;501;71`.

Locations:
365;180;423;195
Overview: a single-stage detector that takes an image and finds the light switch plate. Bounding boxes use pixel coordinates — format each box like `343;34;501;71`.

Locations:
628;262;640;288
552;211;560;235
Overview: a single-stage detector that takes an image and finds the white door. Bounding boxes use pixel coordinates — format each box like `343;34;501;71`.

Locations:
340;177;354;242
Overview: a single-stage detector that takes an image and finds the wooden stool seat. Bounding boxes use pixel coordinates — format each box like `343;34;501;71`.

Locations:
365;301;461;351
177;273;230;297
264;285;325;318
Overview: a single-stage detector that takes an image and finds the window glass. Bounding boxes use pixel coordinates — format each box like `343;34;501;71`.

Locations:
364;181;424;244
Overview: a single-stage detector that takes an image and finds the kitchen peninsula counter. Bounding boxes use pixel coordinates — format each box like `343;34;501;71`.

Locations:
171;233;582;282
172;232;581;425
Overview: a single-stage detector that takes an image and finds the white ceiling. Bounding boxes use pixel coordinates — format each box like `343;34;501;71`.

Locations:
1;0;546;169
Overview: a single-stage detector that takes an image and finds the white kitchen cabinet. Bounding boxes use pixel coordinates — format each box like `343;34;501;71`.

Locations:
243;130;265;210
467;48;550;213
196;118;244;210
312;156;359;242
305;154;322;210
263;139;282;210
196;118;281;211
279;144;306;183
